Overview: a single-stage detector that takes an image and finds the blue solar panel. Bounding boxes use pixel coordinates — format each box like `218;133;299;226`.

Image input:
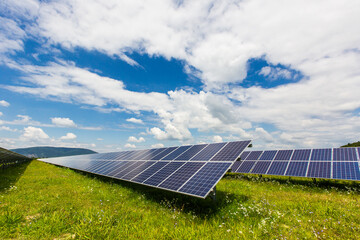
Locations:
267;161;289;175
291;149;311;161
132;161;169;183
333;148;357;161
175;144;207;160
274;150;293;160
285;162;308;177
159;162;205;191
162;146;192;160
143;162;185;186
231;161;242;172
251;161;272;174
95;161;118;175
258;150;277;161
307;162;331;178
239;151;250;160
236;161;256;173
151;147;177;160
122;161;156;180
101;161;127;175
107;161;133;177
112;161;145;178
210;140;251;161
190;142;227;161
129;150;152;160
245;151;263;160
333;162;360;180
179;162;231;197
310;149;331;161
83;160;106;172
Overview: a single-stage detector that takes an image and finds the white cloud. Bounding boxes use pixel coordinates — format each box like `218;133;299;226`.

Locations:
127;136;145;143
124;143;136;148
60;132;77;140
212;135;223;143
126;117;144;124
97;138;103;141
20;126;49;141
0;126;17;132
151;143;164;148
0;112;2;116
259;66;293;80
51;117;77;128
0;100;10;107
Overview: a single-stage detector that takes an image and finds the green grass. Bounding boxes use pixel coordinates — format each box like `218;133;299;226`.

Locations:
1;160;360;239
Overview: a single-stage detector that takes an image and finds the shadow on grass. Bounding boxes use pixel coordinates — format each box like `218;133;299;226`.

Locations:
225;173;360;193
73;169;249;218
0;161;32;192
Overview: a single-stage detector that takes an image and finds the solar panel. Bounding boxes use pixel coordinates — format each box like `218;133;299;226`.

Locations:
231;161;242;172
333;162;360;180
234;148;360;182
39;140;251;198
267;161;289;175
179;162;232;197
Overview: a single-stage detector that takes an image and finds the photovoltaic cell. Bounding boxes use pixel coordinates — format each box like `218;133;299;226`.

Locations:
190;142;226;161
101;161;127;175
151;147;177;160
274;150;293;160
162;146;192;160
210;140;251;161
144;162;185;186
159;162;205;191
251;161;272;174
333;148;357;161
108;161;135;177
140;148;166;160
258;150;277;161
179;162;231;197
175;144;207;160
307;162;331;178
245;151;263;160
333;162;360;180
236;161;256;173
267;161;289;175
291;149;311;161
285;162;308;177
132;161;169;183
310;149;331;161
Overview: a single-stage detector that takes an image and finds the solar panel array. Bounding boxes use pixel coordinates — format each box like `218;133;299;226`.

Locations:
232;147;360;181
0;147;30;168
40;140;251;198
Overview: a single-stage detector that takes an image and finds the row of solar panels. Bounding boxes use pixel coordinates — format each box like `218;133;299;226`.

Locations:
232;148;360;180
52;141;250;162
0;147;30;168
40;140;251;198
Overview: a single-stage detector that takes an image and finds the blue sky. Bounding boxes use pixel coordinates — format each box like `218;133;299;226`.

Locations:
0;0;359;152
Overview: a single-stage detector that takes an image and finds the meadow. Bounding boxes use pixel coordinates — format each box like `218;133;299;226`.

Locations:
1;160;359;239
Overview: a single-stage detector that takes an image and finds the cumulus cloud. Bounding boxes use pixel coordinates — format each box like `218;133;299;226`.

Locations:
127;136;145;143
0;100;10;107
126;117;144;124
2;0;360;148
20;126;49;141
0;126;17;132
212;135;223;143
151;143;164;148
60;132;77;140
124;143;136;148
259;66;293;80
51;117;77;128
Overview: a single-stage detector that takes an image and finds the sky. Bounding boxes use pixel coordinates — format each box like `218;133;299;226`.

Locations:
0;0;359;152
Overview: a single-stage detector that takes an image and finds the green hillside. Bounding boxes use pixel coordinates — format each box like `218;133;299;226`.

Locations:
11;147;97;158
1;160;359;239
341;141;360;148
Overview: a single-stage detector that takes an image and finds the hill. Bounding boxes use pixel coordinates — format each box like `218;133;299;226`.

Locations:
341;141;360;148
11;146;97;158
0;160;359;239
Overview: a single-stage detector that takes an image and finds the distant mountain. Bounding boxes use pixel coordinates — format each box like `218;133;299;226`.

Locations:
11;146;97;158
341;141;360;148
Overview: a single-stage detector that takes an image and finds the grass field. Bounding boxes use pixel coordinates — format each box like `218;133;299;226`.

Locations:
1;160;360;239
